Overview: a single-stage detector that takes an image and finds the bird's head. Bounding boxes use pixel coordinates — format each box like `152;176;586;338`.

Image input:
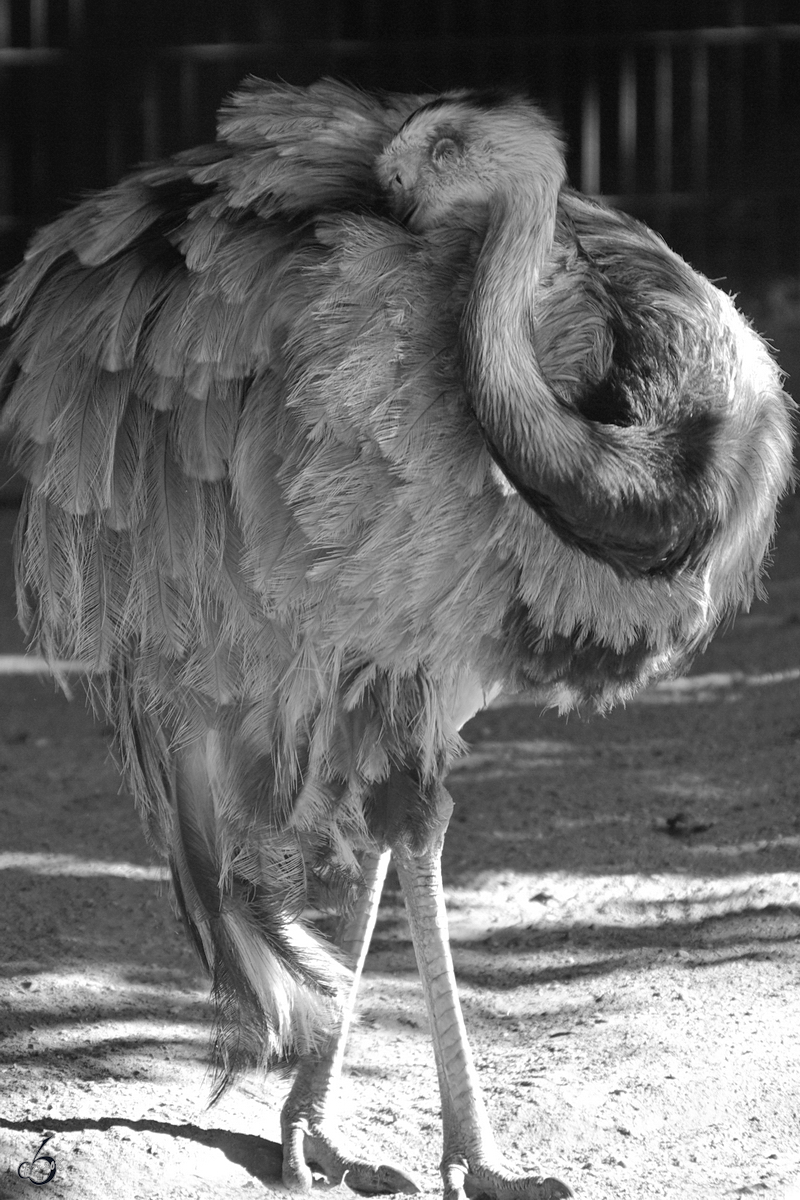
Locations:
375;91;566;232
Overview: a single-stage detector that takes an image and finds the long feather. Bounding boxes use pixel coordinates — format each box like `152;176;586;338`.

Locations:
69;182;166;268
169;377;241;481
43;369;132;515
143;412;202;579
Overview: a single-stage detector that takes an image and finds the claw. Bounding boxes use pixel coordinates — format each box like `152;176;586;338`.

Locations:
342;1163;422;1195
282;1121;421;1196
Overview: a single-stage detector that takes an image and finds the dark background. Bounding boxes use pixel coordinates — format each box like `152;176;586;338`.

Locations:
0;0;798;290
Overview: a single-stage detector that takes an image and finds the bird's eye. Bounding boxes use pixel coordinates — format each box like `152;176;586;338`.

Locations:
430;136;461;165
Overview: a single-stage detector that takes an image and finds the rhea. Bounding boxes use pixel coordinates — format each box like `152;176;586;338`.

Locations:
1;79;793;1200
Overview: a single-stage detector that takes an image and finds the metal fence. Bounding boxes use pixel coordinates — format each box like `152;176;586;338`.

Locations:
0;4;798;290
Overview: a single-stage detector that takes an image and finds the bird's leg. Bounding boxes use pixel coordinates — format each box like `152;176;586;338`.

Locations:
281;848;420;1195
394;791;572;1200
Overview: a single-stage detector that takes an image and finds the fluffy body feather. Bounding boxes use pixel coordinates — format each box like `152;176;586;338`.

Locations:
1;79;794;1096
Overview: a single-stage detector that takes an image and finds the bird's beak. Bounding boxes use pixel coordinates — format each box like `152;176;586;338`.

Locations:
390;186;420;227
376;154;420;226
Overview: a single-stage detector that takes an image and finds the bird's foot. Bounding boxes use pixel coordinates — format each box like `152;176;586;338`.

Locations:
442;1158;573;1200
281;1118;421;1195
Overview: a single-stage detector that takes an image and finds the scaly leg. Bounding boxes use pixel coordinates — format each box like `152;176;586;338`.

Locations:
281;848;420;1194
394;792;573;1200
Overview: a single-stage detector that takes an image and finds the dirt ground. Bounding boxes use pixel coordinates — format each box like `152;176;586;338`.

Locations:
1;333;800;1197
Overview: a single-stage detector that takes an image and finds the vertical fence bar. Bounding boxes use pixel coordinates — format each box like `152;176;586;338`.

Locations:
725;27;744;278
366;0;380;40
66;0;90;194
30;0;46;46
507;0;530;82
690;38;708;194
726;39;743;191
436;0;453;84
28;0;48;215
105;94;125;182
581;71;601;194
544;20;564;128
654;40;673;195
618;46;637;195
140;60;160;161
652;39;673;241
689;37;709;270
761;31;781;278
471;0;490;85
0;0;10;238
179;53;199;149
325;0;343;73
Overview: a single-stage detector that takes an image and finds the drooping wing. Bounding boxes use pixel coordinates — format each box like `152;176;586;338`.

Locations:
1;81;413;673
1;80;469;1078
0;77;515;815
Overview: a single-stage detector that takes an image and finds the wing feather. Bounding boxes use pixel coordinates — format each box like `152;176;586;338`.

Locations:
2;353;97;448
0;209;86;321
44;369;132;515
143;412;203;580
107;393;152;530
231;370;314;605
14;491;73;646
170;377;243;481
195;77;427;216
68;182;168;268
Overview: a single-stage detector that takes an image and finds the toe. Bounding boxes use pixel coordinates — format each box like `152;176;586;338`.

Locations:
461;1167;573;1200
342;1162;422;1195
281;1125;314;1193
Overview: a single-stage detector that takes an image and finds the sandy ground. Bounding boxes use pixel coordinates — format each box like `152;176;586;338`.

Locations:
1;467;800;1197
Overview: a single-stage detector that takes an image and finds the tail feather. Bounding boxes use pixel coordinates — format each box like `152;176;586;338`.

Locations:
166;730;349;1096
108;678;350;1095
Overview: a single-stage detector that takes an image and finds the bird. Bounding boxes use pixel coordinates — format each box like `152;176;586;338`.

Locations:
0;77;794;1200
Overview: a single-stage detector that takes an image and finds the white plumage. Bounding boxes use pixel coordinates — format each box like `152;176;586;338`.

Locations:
0;79;794;1199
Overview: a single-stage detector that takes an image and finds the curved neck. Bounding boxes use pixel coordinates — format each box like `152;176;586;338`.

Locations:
457;183;709;577
461;180;584;471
